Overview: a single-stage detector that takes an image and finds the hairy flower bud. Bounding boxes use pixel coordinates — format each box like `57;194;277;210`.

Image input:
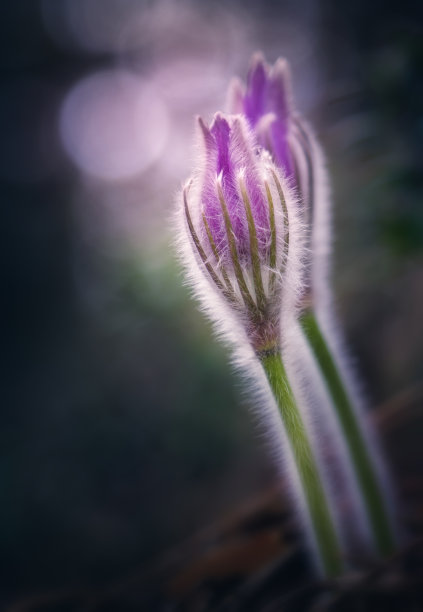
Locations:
228;54;398;557
228;53;317;230
177;112;343;576
178;113;303;355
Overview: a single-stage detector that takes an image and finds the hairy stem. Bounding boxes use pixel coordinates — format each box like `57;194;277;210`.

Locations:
299;309;395;556
260;350;343;576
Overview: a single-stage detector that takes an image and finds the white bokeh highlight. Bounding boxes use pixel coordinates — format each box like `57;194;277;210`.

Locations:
59;70;169;181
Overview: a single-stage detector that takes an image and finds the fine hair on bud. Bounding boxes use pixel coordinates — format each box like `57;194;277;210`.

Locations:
175;112;306;359
175;98;347;575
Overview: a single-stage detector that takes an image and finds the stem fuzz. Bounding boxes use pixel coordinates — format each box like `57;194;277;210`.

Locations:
260;349;343;576
300;309;396;556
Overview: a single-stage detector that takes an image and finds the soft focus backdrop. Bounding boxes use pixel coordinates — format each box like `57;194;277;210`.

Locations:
1;0;422;605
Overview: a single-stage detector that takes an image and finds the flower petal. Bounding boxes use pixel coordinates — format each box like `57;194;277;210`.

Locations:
244;53;268;126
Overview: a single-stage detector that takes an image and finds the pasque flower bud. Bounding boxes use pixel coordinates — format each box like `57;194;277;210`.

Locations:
176;112;343;576
228;53;397;558
179;113;303;355
228;53;317;232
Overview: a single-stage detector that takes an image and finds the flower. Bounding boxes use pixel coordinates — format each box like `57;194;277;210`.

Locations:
228;54;316;224
179;112;303;354
177;111;343;577
228;55;398;559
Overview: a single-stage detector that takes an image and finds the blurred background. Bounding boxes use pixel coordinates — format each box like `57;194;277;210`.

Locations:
1;0;422;607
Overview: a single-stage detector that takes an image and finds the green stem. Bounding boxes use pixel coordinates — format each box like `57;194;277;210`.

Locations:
260;350;343;576
299;309;395;556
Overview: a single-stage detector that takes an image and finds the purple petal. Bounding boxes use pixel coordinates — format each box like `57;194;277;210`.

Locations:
230;118;270;257
237;56;296;183
197;117;223;250
211;116;247;256
210;115;239;229
270;118;295;180
200;115;237;258
226;77;245;114
243;54;268;126
210;115;231;176
267;58;292;123
199;114;270;263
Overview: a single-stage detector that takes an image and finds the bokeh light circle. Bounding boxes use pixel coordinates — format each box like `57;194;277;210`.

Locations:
60;70;169;181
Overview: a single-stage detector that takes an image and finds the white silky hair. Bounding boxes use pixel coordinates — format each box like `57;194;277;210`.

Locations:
285;317;374;556
183;113;307;314
286;118;373;550
226;54;398;555
299;117;399;549
173;113;331;571
225;76;244;116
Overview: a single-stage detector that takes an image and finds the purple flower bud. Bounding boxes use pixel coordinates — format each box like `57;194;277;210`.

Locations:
228;53;326;281
179;112;304;354
228;53;296;182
